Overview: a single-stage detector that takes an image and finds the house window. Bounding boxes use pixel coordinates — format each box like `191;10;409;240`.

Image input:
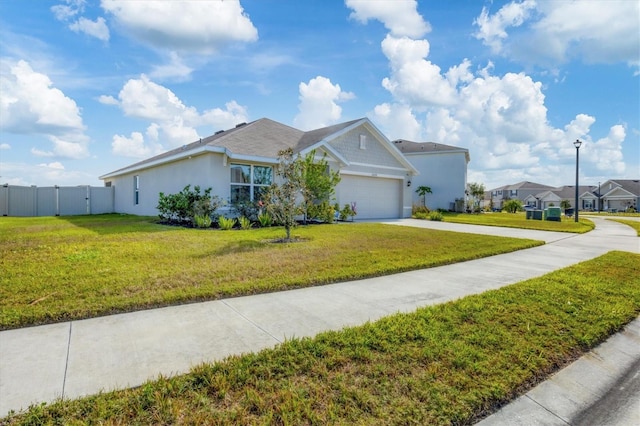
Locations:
230;164;272;203
359;134;367;150
133;175;139;205
510;190;517;197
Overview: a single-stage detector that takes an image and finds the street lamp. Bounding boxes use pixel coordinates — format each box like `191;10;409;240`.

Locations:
574;139;582;222
598;181;601;213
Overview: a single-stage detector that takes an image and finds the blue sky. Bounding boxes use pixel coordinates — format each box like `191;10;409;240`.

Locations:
1;0;638;190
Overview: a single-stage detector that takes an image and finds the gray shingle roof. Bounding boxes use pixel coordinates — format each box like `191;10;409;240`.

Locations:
609;179;640;196
392;139;467;154
101;118;371;179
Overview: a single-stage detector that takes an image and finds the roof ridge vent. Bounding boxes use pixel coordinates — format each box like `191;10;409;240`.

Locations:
215;130;224;135
235;122;247;128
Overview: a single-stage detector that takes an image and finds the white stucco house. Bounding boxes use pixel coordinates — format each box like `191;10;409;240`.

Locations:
100;118;470;219
393;140;469;211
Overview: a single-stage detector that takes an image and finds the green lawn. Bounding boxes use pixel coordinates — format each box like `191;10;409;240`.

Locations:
607;218;640;236
435;212;594;233
0;214;543;329
5;251;638;425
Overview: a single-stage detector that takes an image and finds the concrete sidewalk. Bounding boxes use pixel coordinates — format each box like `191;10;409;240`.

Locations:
1;217;638;419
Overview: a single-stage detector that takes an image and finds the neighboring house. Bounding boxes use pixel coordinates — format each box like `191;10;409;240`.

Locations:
100;117;429;220
392;140;469;211
524;186;593;210
598;179;640;212
486;181;555;210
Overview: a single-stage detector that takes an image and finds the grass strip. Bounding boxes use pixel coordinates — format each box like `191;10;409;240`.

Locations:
0;215;542;329
437;212;594;233
4;251;639;425
607;219;640;236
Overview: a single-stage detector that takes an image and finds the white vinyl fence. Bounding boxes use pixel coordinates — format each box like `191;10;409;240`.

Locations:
0;185;114;217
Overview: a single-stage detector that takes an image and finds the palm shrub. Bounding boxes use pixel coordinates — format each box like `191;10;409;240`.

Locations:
238;216;252;230
218;216;236;230
193;214;212;228
257;212;272;227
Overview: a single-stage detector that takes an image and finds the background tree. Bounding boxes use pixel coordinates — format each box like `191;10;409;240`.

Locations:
467;182;485;213
415;185;432;209
301;150;341;223
264;148;305;242
503;199;523;213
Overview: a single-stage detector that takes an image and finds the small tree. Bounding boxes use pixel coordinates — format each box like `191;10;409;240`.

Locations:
467;182;485;213
560;199;571;214
503;199;523;213
264;148;305;241
301;150;341;223
415;185;432;209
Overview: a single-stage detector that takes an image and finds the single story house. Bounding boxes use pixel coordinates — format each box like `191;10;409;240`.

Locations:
519;179;639;212
597;179;639;212
523;186;593;210
100;118;470;220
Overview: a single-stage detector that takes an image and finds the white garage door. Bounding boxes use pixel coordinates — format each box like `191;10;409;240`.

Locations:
338;175;402;219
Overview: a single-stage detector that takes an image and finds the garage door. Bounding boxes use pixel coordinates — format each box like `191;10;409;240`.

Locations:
337;175;402;219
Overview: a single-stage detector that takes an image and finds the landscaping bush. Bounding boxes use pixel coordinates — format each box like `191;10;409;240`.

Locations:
339;203;357;221
429;211;444;221
257;212;272;227
503;199;524;213
157;185;222;225
193;214;212;228
218;216;236;230
238;216;252;230
412;204;430;215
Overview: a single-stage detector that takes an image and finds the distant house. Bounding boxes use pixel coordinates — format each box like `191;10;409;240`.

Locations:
486;181;555;210
101;118;441;220
518;179;639;212
598;179;639;212
392;140;469;211
523;186;594;210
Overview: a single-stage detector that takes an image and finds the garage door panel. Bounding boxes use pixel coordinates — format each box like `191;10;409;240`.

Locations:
338;175;401;219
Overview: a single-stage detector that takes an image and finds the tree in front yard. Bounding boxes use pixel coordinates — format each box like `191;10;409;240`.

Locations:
503;199;523;213
466;182;485;213
415;185;432;209
301;149;341;223
264;148;305;242
560;199;572;214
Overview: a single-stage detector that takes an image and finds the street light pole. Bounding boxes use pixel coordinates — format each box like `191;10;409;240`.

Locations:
598;181;601;213
574;139;582;223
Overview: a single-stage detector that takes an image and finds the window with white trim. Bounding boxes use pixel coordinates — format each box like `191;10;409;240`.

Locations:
359;134;367;149
230;164;273;203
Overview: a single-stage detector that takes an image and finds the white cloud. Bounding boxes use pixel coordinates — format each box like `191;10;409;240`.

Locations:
0;143;10;150
0;60;89;159
101;0;258;55
371;103;421;141
97;95;118;105
112;131;162;158
474;0;640;68
351;3;631;188
69;16;110;41
380;35;457;107
293;76;355;130
149;52;194;81
52;0;110;42
346;0;430;38
473;0;537;54
51;0;85;21
106;75;248;157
